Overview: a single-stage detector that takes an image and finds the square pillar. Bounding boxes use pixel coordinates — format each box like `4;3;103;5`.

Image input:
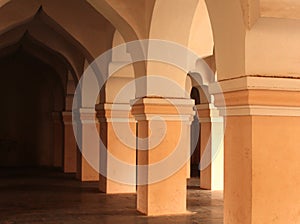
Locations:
196;103;224;190
211;76;300;224
131;98;194;216
96;103;136;194
52;112;63;168
76;108;99;181
62;112;77;173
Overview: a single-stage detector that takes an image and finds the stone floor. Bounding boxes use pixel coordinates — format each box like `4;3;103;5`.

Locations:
0;168;223;224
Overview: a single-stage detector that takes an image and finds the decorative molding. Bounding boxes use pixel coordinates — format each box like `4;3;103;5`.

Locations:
198;117;223;123
209;76;300;116
96;103;135;123
209;76;300;94
220;105;300;117
195;103;221;120
62;111;73;125
131;98;195;122
131;97;195;106
133;114;193;122
100;118;136;123
96;103;131;111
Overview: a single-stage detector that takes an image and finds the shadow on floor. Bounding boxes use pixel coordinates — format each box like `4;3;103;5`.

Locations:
0;168;223;224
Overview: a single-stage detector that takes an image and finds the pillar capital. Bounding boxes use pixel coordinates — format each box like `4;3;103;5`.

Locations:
195;103;222;123
209;76;300;117
78;108;97;124
131;97;195;122
96;103;134;123
210;76;300;223
62;111;73;125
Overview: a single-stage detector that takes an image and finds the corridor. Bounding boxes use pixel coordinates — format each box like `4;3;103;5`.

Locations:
0;169;223;224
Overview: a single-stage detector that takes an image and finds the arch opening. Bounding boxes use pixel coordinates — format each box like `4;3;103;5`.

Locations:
0;49;65;168
190;87;201;178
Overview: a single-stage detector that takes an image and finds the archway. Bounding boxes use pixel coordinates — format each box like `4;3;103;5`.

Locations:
190;87;201;178
0;49;64;168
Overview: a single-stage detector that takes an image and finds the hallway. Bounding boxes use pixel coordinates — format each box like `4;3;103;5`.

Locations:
1;0;299;223
0;169;223;224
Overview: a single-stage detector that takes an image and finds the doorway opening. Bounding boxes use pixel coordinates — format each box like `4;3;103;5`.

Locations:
0;49;65;169
190;87;201;178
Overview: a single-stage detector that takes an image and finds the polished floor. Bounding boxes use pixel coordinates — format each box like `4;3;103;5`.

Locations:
0;169;223;224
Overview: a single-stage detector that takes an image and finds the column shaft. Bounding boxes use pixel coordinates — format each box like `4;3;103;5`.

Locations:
62;112;77;173
132;98;194;216
210;76;300;224
96;103;136;194
52;112;63;168
76;108;99;181
196;103;224;190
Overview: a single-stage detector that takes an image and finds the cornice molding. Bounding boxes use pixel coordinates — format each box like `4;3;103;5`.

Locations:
209;76;300;94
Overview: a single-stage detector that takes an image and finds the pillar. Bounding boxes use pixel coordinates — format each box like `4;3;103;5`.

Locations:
96;103;136;194
211;76;300;224
52;112;64;168
196;103;224;190
62;111;77;173
131;98;194;216
76;108;99;181
186;113;192;179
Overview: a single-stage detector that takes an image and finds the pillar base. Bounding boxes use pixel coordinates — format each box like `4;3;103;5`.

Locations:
76;156;99;181
137;166;188;216
99;175;136;194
